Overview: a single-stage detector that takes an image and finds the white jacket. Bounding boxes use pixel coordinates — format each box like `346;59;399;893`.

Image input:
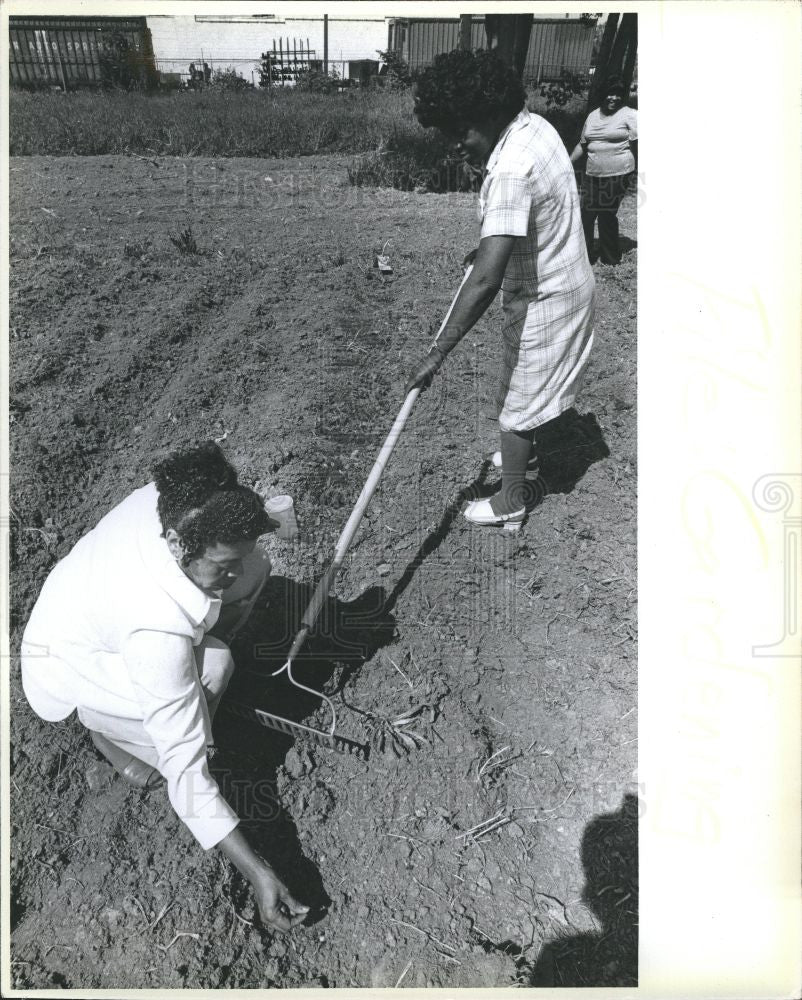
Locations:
21;482;268;850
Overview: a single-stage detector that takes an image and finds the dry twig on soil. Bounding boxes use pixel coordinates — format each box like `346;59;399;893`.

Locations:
455;809;511;841
148;900;175;931
388;917;459;963
33;857;58;878
158;931;200;952
394;959;413;987
388;652;414;690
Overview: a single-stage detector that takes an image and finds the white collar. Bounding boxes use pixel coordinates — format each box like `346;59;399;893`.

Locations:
136;484;214;627
486;109;531;174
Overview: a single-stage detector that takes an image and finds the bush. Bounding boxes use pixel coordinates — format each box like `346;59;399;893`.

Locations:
536;71;587;109
294;68;341;95
376;49;412;89
97;30;158;91
347;88;588;193
527;87;588;150
348;123;479;193
210;66;253;91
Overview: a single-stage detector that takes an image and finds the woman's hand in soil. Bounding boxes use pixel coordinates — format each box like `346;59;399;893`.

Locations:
251;867;309;932
404;347;445;395
218;827;308;932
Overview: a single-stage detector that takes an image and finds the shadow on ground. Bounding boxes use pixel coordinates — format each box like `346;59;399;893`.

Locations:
588;235;638;263
473;408;609;509
535;407;610;494
383;460;492;613
528;792;639;986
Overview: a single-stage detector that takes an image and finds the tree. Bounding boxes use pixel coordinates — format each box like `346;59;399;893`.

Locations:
587;13;637;110
97;26;158;91
484;13;533;80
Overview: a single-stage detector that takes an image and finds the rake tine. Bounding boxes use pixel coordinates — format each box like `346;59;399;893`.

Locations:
223;702;369;759
285;659;337;737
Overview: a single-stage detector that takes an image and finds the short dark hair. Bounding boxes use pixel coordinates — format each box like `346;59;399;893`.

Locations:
152;442;274;562
413;49;526;132
603;75;626;96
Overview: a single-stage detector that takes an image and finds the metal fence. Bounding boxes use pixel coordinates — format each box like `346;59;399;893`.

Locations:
10;16;375;91
261;36;316;85
154;55;374;89
9;15;155;89
387;16;595;82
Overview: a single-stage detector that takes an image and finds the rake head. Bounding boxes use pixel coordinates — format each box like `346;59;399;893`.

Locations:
224;701;370;759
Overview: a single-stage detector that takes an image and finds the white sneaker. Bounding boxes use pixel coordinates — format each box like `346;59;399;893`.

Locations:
463;497;525;532
491;450;538;472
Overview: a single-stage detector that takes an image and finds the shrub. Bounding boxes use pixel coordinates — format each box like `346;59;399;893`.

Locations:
293;68;341;95
536;71;587;109
210;66;253;91
348;124;479;193
169;228;199;255
527;87;589;150
97;29;158;91
376;49;412;89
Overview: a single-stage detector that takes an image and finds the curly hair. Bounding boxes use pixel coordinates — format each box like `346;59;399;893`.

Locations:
413;49;526;132
152;441;274;563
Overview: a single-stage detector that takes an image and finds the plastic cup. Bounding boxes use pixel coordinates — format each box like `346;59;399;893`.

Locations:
265;494;299;541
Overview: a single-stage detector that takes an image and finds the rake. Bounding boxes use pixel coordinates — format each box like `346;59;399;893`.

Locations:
228;267;474;757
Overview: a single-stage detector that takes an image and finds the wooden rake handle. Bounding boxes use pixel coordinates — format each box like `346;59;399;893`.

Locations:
285;264;474;664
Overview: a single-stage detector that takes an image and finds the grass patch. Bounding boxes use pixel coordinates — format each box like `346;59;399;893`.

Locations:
10;85;589;194
9;87;415;158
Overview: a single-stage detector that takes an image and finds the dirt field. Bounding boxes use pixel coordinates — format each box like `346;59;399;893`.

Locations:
8;153;637;989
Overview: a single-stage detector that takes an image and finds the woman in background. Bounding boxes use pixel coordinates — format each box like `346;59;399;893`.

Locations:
571;76;638;265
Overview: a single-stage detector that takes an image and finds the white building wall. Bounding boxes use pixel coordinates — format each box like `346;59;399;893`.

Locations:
147;14;388;83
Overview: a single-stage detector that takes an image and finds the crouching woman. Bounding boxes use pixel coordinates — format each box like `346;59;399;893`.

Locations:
20;442;308;932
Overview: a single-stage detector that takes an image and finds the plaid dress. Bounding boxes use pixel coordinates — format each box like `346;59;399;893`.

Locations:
479;110;595;432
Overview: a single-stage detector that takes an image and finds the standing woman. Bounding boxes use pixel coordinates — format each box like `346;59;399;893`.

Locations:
571;76;638;265
20;442;309;932
406;50;595;531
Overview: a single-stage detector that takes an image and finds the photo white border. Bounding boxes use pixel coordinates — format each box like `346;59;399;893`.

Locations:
2;1;800;997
